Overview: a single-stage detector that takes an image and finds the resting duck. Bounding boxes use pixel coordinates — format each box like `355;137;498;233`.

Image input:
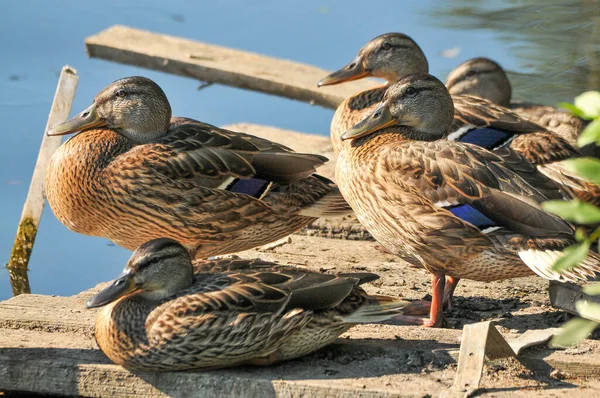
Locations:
46;77;351;258
445;57;589;151
86;238;409;370
318;33;600;206
335;73;600;327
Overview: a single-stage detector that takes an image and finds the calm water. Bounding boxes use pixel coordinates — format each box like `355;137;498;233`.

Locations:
1;0;598;301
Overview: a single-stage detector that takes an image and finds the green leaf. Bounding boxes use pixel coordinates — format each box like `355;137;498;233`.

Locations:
577;119;600;147
575;228;587;242
563;158;600;185
552;241;591;272
557;102;586;118
575;91;600;119
551;317;598;347
576;300;600;322
583;283;600;296
543;199;600;224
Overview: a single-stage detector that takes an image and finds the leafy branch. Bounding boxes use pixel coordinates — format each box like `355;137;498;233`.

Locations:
544;91;600;347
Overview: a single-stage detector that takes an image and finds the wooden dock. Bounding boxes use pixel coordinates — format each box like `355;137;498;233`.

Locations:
85;25;378;110
3;235;600;397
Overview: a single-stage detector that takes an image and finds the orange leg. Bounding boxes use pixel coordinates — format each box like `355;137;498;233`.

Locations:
443;276;460;311
389;272;446;327
398;274;459;315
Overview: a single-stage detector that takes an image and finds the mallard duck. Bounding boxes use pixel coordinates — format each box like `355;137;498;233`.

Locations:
445;57;589;150
46;77;351;258
335;73;600;327
318;33;600;206
86;238;409;371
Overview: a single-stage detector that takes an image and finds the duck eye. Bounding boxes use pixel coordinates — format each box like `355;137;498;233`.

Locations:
114;279;124;286
115;89;127;98
405;87;417;96
465;70;476;78
381;42;392;51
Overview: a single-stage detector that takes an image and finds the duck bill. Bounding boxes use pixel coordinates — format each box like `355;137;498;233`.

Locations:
318;57;369;87
86;273;139;309
341;104;395;140
47;102;107;136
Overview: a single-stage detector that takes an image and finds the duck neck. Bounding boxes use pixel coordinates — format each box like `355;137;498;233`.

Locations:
94;295;156;367
347;86;388;111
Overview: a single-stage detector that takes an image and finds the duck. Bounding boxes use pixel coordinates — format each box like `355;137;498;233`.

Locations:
445;57;589;151
334;73;600;327
317;33;600;206
86;238;409;371
46;77;351;259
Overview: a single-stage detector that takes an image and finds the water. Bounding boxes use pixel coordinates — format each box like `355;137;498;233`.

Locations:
1;0;598;301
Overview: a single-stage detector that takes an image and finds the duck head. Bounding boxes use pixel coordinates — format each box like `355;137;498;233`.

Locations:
318;33;429;87
48;76;172;144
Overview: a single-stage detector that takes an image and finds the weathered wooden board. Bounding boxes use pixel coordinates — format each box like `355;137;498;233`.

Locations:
7;66;79;295
549;281;600;320
85;25;378;109
3;236;600;398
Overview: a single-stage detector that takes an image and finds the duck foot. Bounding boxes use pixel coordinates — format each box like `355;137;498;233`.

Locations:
387;314;447;328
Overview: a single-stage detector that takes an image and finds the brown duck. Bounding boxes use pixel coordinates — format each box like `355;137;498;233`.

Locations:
87;238;409;371
46;77;351;258
335;73;600;327
445;57;589;151
318;33;600;206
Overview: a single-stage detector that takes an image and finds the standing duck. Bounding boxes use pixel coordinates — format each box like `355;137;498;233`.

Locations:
335;73;600;327
445;57;589;150
46;77;350;258
318;33;600;207
87;238;409;371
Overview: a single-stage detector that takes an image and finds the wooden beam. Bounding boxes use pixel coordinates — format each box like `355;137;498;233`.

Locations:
85;25;378;109
549;281;600;319
6;66;79;296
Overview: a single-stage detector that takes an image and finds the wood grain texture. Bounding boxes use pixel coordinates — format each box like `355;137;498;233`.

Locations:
3;237;600;397
85;25;378;109
7;66;79;295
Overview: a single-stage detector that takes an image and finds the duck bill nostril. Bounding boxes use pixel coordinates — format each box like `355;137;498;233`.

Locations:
317;56;368;87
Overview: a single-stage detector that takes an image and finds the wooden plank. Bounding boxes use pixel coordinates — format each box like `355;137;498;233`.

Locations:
548;280;600;320
85;25;378;109
443;322;515;398
3;236;600;397
6;66;79;295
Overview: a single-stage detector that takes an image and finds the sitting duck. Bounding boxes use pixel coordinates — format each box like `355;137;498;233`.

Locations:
87;238;409;370
46;77;351;259
445;57;589;151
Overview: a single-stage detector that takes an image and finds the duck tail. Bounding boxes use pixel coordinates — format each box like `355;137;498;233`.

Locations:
342;295;410;323
298;184;353;218
518;246;600;283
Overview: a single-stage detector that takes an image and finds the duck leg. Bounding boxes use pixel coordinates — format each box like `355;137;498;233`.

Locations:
442;276;460;311
388;272;446;327
398;274;460;315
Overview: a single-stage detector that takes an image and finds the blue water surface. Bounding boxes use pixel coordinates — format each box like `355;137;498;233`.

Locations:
1;0;597;300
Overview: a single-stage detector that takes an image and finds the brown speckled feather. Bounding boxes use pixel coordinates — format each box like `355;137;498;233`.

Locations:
451;95;544;134
336;130;589;281
47;119;350;258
